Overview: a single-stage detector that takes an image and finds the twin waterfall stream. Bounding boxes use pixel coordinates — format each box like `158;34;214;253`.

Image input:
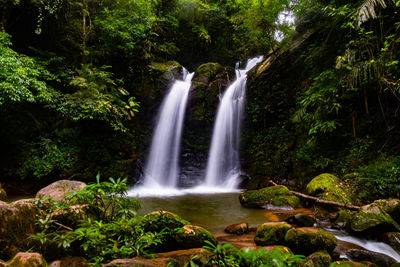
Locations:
130;56;263;196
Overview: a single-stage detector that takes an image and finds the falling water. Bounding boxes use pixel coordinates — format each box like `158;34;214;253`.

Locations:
204;56;264;188
133;69;194;193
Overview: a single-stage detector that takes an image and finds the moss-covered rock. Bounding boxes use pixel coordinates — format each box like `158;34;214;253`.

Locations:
194;62;223;84
239;185;301;209
306;251;332;267
349;202;400;236
306;173;355;205
362;199;400;224
284;227;337;255
7;252;47;267
224;222;249;235
0;199;38;259
254;222;292;246
175;225;217;249
345;248;396;267
333;210;354;229
0;183;6;201
142;211;190;232
149;61;183;81
35;180;86;202
329;262;368;267
49;257;89;267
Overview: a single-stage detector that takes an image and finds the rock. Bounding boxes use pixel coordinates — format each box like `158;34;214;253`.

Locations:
329;262;368;267
254;222;292;246
379;232;400;254
286;214;316;227
175;225;217;249
35;180;86;202
49;257;89;267
345;248;397;267
239;185;301;209
363;199;400;224
349;202;400;236
142;211;190;232
0;183;7;201
193;62;223;85
333;210;354;230
149;61;183;82
0;260;6;267
102;258;171;267
360;262;379;267
306;173;356;205
306;251;332;267
51;205;89;227
284;227;338;255
7;252;47;267
0;199;38;259
224;222;249;235
391;263;400;267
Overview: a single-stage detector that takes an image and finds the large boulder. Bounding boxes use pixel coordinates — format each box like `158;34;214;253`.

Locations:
149;61;183;82
306;173;356;205
364;199;400;224
35;180;86;202
254;222;292;246
49;257;89;267
284;227;338;255
142;211;190;233
0;199;38;259
379;232;400;254
286;214;317;227
7;252;47;267
239;185;301;209
349;202;400;236
306;251;332;267
175;225;217;249
345;249;397;267
0;183;6;201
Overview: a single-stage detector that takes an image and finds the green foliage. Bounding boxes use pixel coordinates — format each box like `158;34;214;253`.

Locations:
355;157;400;201
201;240;305;267
29;177;171;265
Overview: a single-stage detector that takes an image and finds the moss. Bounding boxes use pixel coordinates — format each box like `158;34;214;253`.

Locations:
150;61;182;73
239;185;301;208
349;208;400;234
175;225;217;249
284;227;338;255
194;62;223;81
142;211;190;233
306;251;332;267
306;173;355;205
254;222;292;246
329;261;368;267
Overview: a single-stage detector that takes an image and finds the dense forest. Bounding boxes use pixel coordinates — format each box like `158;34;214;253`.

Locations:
1;0;400;266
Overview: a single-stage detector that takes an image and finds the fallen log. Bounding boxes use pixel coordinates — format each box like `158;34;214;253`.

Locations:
267;180;360;211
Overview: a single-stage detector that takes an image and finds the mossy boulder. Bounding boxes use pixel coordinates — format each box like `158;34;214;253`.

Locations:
239;185;301;209
329;262;368;267
7;252;47;267
175;225;217;249
254;222;293;246
50;205;89;228
0;183;6;201
142;211;190;232
333;210;354;230
35;180;86;202
284;227;338;255
345;248;396;267
149;61;183;81
379;232;400;254
349;202;400;236
193;62;223;84
0;199;38;259
306;173;355;205
224;222;249;235
306;251;332;267
363;199;400;224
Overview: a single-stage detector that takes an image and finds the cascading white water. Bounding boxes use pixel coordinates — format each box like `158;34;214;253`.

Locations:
134;69;194;192
204;56;264;188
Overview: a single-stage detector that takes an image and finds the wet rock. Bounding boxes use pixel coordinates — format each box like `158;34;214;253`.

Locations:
0;183;6;201
0;199;38;259
306;251;332;267
284;227;338;255
102;258;171;267
360;262;379;267
306;173;356;205
224;222;249;235
391;263;400;267
239;185;301;209
345;248;397;267
363;199;400;224
379;232;400;254
176;225;217;249
254;222;292;246
149;61;183;82
329;262;368;267
286;214;316;227
142;211;190;232
349;202;400;236
49;257;89;267
7;252;47;267
333;210;354;230
35;180;86;202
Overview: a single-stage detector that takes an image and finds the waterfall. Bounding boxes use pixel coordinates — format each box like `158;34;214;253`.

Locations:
135;68;194;192
204;56;264;188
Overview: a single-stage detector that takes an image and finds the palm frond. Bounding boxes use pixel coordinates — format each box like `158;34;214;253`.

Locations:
357;0;393;26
